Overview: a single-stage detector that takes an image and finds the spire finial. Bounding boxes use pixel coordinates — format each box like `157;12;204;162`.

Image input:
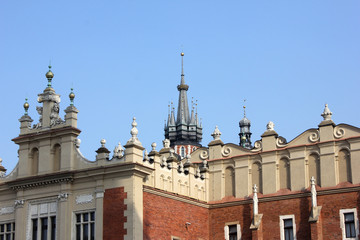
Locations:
181;52;184;76
321;103;332;121
243;99;247;117
69;88;75;106
45;64;54;88
23;98;29;115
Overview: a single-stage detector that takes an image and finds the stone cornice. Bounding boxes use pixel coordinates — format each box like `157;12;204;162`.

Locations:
12;126;81;143
143;186;208;208
7;172;74;191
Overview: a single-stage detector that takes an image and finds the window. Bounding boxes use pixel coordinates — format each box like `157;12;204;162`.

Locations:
30;202;57;240
75;211;95;240
280;215;296;240
181;146;185;158
224;223;241;240
0;222;15;240
340;208;359;239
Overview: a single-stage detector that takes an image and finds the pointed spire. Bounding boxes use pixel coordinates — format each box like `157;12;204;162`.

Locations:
170;102;175;126
190;98;195;125
181;52;185;84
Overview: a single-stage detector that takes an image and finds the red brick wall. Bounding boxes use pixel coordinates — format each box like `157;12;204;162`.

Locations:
143;191;209;240
209;191;360;240
103;187;127;240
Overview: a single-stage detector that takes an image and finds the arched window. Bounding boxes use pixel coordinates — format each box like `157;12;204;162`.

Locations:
279;158;291;190
308;154;321;186
53;144;61;172
225;167;235;197
31;148;39;175
252;162;262;193
181;146;185;158
338;149;351;183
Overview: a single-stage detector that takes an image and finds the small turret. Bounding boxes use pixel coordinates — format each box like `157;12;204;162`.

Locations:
239;104;252;149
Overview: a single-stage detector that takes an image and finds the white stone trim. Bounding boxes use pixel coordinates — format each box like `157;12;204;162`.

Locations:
279;215;296;240
224;222;241;240
339;208;359;240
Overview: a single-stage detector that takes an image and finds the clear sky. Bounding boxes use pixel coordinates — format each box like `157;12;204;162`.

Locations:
0;1;359;173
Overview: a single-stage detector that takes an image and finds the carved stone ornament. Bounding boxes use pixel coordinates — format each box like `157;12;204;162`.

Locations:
276;136;288;148
160;156;167;168
309;130;320;143
14;199;25;208
199;150;209;160
321;104;332;121
251;140;262;152
163;139;170;148
253;184;258;216
127;117;142;146
74;138;81;148
33;106;43;129
76;194;94;205
334;126;345;139
151;142;157;151
50;102;65;127
211;125;222;140
221;146;231;157
37;92;60;103
266;121;274;131
310;176;317;207
57;193;69;201
113;142;124;158
0;206;14;215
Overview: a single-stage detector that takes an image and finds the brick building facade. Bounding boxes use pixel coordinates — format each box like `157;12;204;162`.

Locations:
0;60;359;239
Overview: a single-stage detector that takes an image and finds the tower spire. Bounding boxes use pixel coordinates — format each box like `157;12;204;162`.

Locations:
181;52;185;84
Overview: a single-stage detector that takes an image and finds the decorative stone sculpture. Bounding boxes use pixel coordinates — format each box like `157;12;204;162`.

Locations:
127;117;142;146
151;142;157;152
74;138;81;148
163;139;170;148
211;125;222;140
253;184;258;216
143;150;149;162
100;139;106;148
113;142;124;158
33;106;43;129
310;176;317;207
50;102;64;127
266;121;274;131
321;104;332;121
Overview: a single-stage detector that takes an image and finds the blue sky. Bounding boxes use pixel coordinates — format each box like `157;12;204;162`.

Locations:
0;1;359;172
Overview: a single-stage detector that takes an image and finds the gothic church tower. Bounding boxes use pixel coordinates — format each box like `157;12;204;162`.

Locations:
164;53;202;158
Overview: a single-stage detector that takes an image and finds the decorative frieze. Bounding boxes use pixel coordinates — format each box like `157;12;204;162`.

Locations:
0;206;14;215
76;194;94;204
